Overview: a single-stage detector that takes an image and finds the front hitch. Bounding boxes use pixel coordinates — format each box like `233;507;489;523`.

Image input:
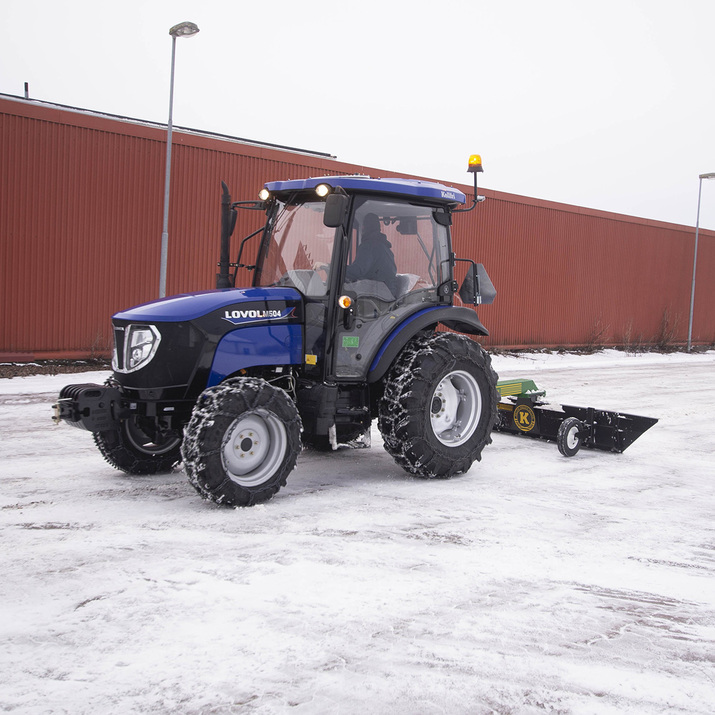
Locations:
53;383;124;432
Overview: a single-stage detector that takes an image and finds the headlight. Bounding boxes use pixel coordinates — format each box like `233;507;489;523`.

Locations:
116;324;161;373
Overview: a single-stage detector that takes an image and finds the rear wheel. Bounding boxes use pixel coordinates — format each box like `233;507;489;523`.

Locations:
378;333;498;478
182;378;302;506
94;417;182;475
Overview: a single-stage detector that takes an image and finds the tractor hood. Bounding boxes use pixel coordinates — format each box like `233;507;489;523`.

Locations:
113;287;302;323
110;287;304;396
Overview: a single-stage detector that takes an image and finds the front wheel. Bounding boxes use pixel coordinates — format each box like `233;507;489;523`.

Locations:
94;417;182;474
182;378;302;507
378;333;498;478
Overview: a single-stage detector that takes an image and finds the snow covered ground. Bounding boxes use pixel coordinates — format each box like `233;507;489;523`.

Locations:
1;350;714;715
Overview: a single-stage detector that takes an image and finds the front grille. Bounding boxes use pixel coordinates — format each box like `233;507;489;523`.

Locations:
112;325;126;371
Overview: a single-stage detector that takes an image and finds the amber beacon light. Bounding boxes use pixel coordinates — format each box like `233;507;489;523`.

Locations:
454;154;485;213
468;154;484;173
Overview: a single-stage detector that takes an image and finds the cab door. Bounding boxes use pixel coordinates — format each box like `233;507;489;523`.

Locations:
253;198;338;381
333;197;452;381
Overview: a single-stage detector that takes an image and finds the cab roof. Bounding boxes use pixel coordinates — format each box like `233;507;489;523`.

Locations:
264;175;466;205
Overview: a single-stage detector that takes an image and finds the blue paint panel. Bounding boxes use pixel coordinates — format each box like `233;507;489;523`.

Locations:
207;324;303;387
368;307;443;372
113;287;301;322
265;176;466;205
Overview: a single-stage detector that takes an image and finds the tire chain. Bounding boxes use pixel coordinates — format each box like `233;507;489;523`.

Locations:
182;378;302;506
378;333;498;477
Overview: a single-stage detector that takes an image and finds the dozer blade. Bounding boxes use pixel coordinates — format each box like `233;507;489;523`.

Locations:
494;379;658;455
559;405;658;453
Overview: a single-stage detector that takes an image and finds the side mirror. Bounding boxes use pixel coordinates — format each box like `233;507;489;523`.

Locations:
323;193;349;228
459;263;496;305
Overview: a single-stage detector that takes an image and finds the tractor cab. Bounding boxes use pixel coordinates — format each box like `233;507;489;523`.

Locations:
227;173;494;386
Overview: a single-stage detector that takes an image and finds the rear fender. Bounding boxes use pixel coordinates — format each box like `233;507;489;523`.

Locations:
367;307;488;384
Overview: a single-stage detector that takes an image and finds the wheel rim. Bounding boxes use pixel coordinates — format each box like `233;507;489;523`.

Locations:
565;425;580;450
221;410;288;487
430;369;482;447
123;418;181;456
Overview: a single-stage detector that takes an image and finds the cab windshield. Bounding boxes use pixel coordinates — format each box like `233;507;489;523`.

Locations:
254;200;335;297
254;195;451;307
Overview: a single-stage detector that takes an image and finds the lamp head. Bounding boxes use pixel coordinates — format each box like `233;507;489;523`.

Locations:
169;22;200;38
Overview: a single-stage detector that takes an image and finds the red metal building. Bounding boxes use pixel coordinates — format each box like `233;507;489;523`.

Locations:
1;94;713;360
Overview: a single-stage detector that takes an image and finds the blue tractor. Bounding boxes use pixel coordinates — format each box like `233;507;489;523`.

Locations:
54;157;498;506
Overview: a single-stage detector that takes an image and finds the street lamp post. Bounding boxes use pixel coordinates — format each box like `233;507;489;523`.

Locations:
159;21;200;298
687;172;715;351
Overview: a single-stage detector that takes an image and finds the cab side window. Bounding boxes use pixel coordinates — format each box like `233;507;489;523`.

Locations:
344;199;448;316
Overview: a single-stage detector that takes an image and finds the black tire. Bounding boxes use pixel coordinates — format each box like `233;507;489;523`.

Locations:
378;333;498;478
181;378;302;507
557;417;583;457
94;417;182;475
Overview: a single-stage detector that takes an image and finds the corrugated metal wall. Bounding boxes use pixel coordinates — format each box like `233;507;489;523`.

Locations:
1;95;713;359
452;191;710;349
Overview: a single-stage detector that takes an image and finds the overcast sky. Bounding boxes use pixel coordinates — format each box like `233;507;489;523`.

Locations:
2;0;715;229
